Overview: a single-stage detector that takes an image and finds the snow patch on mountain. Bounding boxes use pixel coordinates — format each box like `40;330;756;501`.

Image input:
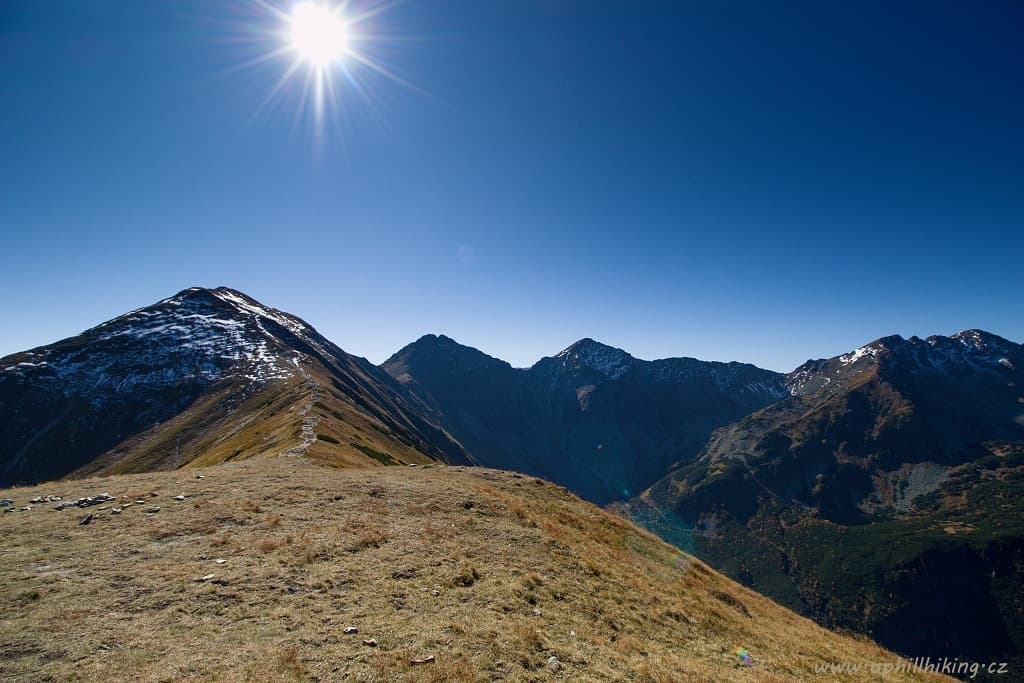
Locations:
213;289;309;337
839;345;879;366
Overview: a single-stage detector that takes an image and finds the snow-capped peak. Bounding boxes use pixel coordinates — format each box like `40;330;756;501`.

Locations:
1;287;303;395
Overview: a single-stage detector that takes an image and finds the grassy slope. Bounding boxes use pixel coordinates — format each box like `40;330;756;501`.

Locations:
68;367;439;481
0;459;950;682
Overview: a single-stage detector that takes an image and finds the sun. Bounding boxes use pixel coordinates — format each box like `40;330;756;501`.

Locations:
214;0;422;143
289;2;348;67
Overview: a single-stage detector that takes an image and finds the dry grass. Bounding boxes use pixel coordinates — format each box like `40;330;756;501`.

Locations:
0;459;952;682
68;362;443;486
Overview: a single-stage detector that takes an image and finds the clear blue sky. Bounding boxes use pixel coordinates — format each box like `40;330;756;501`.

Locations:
2;1;1022;371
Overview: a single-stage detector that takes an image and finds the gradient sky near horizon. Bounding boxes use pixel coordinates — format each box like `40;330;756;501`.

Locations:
2;1;1022;371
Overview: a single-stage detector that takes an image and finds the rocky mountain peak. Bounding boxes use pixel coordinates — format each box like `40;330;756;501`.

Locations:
382;334;509;377
554;338;635;380
787;329;1022;396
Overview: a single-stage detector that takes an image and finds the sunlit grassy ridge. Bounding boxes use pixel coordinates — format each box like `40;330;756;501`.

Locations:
0;459;950;682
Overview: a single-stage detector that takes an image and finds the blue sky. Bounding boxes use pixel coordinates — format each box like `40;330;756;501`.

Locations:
2;0;1022;371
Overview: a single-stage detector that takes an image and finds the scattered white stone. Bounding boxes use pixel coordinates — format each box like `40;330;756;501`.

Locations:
547;656;561;671
196;574;216;582
532;608;543;616
174;495;186;501
214;558;226;564
111;508;122;515
343;627;359;634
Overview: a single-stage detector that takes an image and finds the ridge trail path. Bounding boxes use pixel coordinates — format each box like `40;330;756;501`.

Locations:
281;355;323;458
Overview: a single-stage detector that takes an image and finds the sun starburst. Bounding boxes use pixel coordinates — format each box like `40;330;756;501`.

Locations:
209;0;423;147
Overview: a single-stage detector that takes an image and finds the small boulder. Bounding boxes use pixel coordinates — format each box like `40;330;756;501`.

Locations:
79;514;93;525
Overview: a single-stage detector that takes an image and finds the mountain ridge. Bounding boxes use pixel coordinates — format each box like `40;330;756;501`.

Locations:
630;327;1024;676
2;285;1020;676
0;286;472;487
384;332;788;504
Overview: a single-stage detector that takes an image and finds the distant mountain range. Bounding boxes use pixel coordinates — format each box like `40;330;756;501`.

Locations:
2;286;1022;676
383;333;786;503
